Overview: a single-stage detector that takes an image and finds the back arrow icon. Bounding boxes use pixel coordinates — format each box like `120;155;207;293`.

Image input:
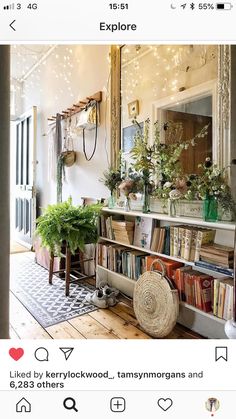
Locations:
10;20;16;31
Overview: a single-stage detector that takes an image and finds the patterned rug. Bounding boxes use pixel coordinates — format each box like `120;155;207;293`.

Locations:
10;253;97;328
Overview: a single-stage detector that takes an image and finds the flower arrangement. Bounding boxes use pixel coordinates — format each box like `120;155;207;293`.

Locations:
100;167;122;193
138;119;209;201
184;157;236;218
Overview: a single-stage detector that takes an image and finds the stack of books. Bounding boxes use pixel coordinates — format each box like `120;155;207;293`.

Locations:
173;266;214;312
213;277;234;320
200;244;234;268
111;220;135;245
170;226;216;262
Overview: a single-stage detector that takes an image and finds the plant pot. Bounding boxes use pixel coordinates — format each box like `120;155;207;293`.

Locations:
218;206;234;221
175;200;203;218
149;197;168;214
130;194;143;211
61;150;76;167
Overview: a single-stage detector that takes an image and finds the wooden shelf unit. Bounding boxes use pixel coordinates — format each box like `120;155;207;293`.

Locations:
96;208;235;339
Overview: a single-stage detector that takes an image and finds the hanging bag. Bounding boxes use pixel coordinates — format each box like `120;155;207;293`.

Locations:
76;100;100;130
133;259;179;338
76;100;100;161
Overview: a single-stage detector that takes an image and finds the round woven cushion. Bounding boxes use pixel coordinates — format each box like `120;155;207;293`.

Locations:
133;271;179;338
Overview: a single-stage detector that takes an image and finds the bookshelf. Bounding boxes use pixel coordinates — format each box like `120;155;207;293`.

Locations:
97;208;235;339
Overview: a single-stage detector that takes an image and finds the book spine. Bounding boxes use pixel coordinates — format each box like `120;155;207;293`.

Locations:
217;283;226;318
190;230;198;262
223;284;231;320
173;227;179;258
170;226;174;257
213;279;220;316
180;229;186;260
183;229;192;261
227;286;234;320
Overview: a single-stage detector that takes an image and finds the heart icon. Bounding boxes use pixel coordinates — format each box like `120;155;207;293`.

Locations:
157;398;173;411
9;348;24;361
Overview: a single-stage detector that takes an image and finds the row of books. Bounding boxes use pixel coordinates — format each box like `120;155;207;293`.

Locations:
213;277;234;320
170;226;216;262
172;266;214;312
97;242;147;280
199;243;234;268
100;215;175;256
98;244;234;318
100;216;220;262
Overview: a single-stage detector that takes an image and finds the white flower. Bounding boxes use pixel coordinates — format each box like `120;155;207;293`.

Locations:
169;189;182;200
163;181;172;189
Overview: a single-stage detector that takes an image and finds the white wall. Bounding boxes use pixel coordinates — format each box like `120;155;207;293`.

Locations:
23;45;111;210
121;45;218;128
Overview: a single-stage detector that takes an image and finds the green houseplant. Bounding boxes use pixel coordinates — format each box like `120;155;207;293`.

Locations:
100;166;122;208
35;198;102;256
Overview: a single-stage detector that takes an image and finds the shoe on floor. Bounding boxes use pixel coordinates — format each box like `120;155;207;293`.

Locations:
101;285;119;307
85;289;108;309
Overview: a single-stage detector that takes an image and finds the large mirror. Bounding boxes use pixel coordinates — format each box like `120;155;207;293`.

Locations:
110;44;233;187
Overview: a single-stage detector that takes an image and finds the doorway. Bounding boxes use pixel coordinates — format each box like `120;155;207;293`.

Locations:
10;106;37;249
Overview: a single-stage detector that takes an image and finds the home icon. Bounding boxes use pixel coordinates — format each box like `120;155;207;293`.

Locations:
16;398;31;413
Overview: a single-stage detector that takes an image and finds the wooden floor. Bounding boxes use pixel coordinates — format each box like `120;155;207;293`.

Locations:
10;241;30;254
9;292;202;340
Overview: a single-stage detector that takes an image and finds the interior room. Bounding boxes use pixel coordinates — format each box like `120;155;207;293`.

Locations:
1;44;236;340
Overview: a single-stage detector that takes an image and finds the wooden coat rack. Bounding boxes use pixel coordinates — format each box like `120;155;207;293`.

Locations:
47;91;102;121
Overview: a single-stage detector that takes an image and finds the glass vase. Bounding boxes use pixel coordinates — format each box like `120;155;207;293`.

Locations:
168;199;177;217
203;195;218;222
142;182;150;213
108;191;115;209
124;195;131;212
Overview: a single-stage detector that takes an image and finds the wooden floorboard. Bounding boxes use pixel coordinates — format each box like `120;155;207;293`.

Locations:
10;293;52;340
89;309;151;339
10;294;202;340
9;252;203;340
10;241;30;254
46;321;86;339
68;314;119;339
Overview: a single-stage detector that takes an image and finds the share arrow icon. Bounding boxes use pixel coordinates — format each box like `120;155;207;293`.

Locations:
59;347;74;361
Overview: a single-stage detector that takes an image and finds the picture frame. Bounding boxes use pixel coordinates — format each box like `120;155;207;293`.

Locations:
128;100;139;118
122;122;143;154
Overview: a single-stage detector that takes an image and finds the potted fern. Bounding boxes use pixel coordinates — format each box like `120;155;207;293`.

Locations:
35;198;102;256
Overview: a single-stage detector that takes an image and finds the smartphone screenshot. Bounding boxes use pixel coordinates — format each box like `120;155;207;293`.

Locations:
0;1;236;417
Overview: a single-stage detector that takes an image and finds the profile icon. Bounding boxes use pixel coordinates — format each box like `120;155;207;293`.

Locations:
205;398;220;416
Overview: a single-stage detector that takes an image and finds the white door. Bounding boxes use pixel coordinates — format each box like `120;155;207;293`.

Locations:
13;106;37;248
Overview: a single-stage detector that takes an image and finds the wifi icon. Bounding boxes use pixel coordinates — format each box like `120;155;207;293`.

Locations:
3;3;14;10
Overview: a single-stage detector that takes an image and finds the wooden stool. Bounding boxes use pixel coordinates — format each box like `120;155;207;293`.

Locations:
49;243;95;296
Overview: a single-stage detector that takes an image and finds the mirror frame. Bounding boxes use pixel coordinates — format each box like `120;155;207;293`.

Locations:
110;45;234;184
152;79;217;162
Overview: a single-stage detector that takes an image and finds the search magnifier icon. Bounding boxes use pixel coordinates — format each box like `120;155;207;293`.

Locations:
63;397;78;412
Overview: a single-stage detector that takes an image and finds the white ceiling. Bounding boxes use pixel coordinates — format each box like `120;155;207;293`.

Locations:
11;45;55;81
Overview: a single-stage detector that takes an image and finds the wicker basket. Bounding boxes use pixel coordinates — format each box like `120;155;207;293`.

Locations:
61;150;76;167
133;259;179;338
